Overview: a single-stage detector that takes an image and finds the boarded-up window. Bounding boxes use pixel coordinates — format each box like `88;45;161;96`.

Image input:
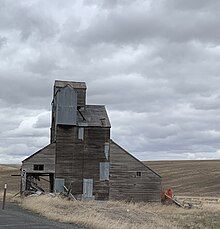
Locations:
104;143;110;159
83;179;93;198
100;162;109;181
54;178;65;193
33;164;44;171
78;127;84;140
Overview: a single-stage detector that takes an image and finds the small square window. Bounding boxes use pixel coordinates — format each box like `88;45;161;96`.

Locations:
33;164;44;171
136;172;141;177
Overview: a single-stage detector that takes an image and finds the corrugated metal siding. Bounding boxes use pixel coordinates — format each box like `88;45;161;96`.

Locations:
56;86;77;125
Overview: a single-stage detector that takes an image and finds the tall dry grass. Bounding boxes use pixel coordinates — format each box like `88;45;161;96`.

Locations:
21;195;175;229
21;195;220;229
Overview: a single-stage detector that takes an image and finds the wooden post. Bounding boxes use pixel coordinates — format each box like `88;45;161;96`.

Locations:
21;170;26;194
2;183;7;210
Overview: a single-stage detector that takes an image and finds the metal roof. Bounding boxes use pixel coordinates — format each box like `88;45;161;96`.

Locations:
54;80;87;89
77;105;111;127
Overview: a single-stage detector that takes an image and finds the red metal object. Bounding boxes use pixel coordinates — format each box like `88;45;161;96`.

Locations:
161;188;184;207
165;188;173;199
161;188;174;205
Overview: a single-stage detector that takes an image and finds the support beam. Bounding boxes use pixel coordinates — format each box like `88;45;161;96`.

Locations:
49;174;54;193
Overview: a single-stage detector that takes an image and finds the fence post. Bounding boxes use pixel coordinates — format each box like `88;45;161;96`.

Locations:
2;183;7;210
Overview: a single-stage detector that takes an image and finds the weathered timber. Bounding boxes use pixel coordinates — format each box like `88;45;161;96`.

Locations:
109;140;161;202
22;144;55;173
55;125;110;200
21;80;161;202
54;80;86;107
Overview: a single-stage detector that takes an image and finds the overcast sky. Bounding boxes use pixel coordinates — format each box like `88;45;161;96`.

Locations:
1;0;220;163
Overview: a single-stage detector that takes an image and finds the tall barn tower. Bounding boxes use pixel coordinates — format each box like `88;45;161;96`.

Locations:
51;81;111;200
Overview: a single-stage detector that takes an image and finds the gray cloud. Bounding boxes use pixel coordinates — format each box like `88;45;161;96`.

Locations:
0;0;58;40
66;1;220;47
166;0;220;11
0;0;220;163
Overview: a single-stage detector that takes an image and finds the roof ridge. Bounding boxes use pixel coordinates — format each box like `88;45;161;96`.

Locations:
110;139;161;178
22;143;55;163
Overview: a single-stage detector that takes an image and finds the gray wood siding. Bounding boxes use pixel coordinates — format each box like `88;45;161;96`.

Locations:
83;127;110;200
22;144;55;173
55;125;110;200
55;125;83;194
109;140;162;202
75;88;86;107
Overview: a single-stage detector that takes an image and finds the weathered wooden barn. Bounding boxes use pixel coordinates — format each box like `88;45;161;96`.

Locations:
22;80;161;202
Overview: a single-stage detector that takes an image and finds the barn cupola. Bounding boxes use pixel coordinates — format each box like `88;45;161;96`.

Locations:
54;80;87;107
50;80;87;143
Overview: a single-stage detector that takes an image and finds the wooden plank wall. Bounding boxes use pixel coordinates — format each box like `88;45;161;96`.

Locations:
55;125;83;194
75;88;86;107
109;141;162;202
83;127;110;200
55;125;110;199
22;144;55;174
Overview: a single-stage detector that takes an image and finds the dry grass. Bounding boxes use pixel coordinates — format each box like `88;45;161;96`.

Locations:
1;163;220;228
21;195;220;229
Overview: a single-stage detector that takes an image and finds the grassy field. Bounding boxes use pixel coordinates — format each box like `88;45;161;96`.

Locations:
145;160;220;197
21;195;220;229
0;161;220;228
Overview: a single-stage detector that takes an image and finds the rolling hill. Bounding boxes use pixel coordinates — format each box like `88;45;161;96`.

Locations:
1;160;220;197
145;160;220;197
